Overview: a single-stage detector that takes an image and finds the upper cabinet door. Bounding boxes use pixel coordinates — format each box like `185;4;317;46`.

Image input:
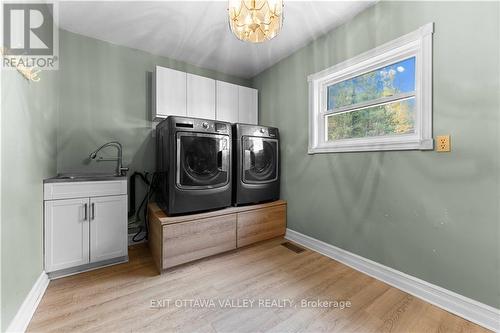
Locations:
153;66;187;120
89;195;128;263
45;198;90;272
216;81;239;123
238;86;258;125
187;74;216;120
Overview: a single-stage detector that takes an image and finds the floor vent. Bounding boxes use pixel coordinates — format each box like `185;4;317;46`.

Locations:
281;242;306;253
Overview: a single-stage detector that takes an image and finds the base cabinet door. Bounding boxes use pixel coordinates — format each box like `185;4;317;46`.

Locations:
45;198;90;272
90;195;128;262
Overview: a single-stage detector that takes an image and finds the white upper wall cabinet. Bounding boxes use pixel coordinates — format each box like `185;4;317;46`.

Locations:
216;81;239;123
153;65;258;124
153;66;187;120
187;73;216;120
238;86;258;124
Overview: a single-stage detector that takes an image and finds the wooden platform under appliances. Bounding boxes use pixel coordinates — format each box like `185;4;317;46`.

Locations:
147;200;287;272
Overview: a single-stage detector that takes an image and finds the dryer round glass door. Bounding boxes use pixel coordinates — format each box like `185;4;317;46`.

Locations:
242;137;278;184
176;132;230;189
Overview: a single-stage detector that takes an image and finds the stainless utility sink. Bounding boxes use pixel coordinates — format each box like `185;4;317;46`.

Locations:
45;173;127;183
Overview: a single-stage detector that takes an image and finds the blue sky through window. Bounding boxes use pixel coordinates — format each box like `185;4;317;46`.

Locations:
385;57;415;93
327;57;416;110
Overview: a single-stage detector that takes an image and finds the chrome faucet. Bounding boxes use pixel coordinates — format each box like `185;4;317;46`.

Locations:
89;141;129;176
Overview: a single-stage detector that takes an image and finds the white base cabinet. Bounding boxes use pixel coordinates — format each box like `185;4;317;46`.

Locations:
44;180;128;277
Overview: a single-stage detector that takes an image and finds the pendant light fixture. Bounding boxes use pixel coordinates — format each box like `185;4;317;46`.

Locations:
228;0;284;43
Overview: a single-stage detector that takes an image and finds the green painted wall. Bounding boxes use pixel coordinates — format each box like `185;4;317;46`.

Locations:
1;28;250;329
252;1;500;308
56;30;251;225
2;3;499;327
57;29;251;175
1;69;58;329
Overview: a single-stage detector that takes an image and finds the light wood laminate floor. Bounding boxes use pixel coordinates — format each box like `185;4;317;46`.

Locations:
28;238;489;333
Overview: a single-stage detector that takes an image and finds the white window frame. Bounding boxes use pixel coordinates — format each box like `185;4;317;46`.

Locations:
307;22;434;154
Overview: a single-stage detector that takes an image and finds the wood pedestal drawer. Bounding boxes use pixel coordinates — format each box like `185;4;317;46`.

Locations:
162;214;236;268
148;200;286;273
237;205;287;247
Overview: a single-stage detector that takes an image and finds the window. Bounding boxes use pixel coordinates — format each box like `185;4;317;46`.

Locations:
308;23;434;153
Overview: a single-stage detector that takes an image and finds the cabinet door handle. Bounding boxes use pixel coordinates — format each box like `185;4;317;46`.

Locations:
91;203;95;220
84;203;88;221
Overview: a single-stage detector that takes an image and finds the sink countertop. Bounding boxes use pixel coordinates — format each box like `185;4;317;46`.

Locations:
44;173;127;183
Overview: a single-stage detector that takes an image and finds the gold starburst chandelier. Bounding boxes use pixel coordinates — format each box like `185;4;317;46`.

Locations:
228;0;284;43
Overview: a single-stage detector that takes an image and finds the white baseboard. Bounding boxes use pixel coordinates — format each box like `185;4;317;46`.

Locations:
6;271;49;333
285;228;500;332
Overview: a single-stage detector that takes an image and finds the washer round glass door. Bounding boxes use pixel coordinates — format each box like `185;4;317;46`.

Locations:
176;132;230;189
242;136;278;184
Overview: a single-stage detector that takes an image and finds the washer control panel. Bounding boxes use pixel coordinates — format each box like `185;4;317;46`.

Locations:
174;117;230;134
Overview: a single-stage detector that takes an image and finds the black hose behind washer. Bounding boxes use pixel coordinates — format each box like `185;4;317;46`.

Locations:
128;172;150;218
131;172;158;243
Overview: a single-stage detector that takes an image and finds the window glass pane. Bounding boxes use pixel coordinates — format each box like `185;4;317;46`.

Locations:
326;97;416;141
327;57;416;110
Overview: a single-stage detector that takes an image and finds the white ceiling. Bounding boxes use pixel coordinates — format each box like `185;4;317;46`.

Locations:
58;1;376;78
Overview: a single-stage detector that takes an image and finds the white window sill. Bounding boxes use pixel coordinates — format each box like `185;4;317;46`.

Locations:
308;138;434;154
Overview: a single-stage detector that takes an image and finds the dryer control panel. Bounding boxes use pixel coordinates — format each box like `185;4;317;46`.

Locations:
237;124;279;139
